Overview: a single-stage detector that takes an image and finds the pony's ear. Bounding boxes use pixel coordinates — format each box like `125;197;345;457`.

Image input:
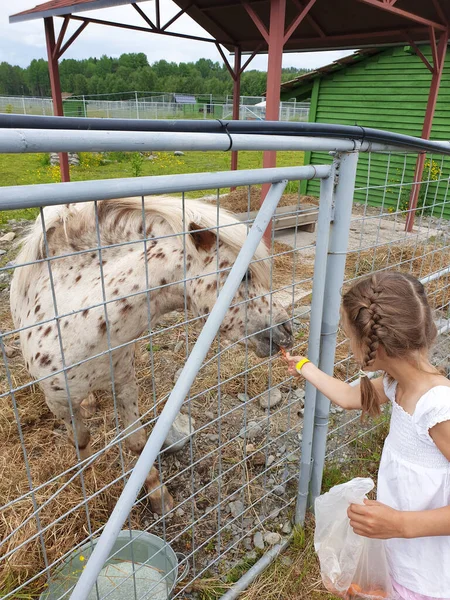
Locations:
188;222;216;251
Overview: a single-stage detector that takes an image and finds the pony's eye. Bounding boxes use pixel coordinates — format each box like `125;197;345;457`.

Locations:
242;270;252;284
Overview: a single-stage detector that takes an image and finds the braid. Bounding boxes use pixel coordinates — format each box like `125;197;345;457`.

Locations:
361;279;383;369
343;271;438;419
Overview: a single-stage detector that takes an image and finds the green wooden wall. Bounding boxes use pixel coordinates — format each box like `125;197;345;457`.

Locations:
285;46;450;217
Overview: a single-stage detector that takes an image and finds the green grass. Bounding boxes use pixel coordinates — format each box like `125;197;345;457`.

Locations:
0;150;304;226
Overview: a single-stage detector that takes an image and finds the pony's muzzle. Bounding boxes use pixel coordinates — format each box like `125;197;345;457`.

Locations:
252;320;293;358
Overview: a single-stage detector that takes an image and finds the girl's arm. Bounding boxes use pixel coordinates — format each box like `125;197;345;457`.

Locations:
286;356;388;410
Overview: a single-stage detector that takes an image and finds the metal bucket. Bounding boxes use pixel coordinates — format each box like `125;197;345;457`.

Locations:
40;530;185;600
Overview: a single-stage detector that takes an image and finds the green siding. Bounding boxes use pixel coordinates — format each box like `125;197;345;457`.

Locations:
286;46;450;216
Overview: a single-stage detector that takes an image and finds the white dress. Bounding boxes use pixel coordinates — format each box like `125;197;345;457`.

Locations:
377;378;450;597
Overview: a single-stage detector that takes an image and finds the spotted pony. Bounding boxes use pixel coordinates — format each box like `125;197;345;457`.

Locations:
10;197;293;513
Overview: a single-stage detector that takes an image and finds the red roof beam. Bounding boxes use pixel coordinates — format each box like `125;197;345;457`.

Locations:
284;0;317;44
242;3;269;44
355;0;447;31
58;20;89;57
66;13;220;43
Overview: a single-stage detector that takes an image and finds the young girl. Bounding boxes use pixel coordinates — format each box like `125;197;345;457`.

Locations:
284;271;450;600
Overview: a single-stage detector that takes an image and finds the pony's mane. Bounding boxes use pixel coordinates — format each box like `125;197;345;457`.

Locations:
12;197;270;298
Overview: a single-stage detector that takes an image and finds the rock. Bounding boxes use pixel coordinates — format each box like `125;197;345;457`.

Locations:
0;232;15;242
268;507;281;520
251;452;266;466
297;433;303;442
297;408;304;417
237;393;249;403
291;388;305;403
266;455;275;467
294;306;311;321
206;434;219;443
273;485;286;496
239;421;262;440
280;555;293;567
229;500;245;518
173;367;184;383
4;344;19;358
50;152;80;166
278;445;286;455
174;151;185;156
174;340;184;353
205;411;214;420
259;387;282;409
0;250;6;256
264;532;282;546
162;413;194;453
245;443;256;453
253;531;264;550
287;453;298;463
282;521;292;534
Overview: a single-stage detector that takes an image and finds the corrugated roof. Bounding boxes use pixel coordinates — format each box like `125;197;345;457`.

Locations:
10;0;146;23
10;1;450;53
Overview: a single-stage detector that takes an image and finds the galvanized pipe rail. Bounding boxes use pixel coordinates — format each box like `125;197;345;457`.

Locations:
2;114;450;156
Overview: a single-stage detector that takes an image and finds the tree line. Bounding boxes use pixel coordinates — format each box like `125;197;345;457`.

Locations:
0;53;308;99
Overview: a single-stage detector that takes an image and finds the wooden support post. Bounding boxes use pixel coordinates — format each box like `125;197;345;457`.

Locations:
231;46;241;174
261;0;287;243
405;28;448;232
44;17;70;182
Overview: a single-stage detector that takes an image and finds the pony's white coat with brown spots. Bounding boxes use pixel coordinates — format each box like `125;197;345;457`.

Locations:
10;197;292;513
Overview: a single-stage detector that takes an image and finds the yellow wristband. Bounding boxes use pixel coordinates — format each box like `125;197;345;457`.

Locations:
295;358;310;374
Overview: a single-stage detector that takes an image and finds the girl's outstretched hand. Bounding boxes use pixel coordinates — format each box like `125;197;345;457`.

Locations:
280;349;305;377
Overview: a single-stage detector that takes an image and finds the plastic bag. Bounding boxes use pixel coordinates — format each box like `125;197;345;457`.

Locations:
314;477;393;599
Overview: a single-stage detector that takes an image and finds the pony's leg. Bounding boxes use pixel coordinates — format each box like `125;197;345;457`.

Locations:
115;377;146;455
115;378;174;514
46;395;92;461
80;393;97;419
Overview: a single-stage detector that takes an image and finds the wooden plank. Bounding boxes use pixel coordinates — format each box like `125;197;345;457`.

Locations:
235;204;318;232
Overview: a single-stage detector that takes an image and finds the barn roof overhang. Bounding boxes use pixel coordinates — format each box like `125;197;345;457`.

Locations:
10;1;450;54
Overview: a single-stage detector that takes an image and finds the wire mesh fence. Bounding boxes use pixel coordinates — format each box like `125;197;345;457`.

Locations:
1;121;450;600
0;96;309;122
0;158;325;599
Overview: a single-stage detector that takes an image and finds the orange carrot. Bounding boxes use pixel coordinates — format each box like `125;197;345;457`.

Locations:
280;347;288;359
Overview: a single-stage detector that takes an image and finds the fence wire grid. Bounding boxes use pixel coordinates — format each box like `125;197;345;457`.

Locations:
0;95;309;123
1;124;450;600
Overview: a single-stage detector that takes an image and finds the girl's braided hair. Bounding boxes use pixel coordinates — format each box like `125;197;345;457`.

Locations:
342;271;437;418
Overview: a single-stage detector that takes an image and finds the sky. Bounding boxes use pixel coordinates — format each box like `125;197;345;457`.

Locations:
1;1;355;71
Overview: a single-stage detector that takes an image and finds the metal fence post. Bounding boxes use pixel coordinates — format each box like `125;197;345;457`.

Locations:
309;150;359;507
295;157;337;525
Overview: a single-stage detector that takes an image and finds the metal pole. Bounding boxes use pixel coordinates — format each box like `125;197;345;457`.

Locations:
309;151;359;506
0;165;329;210
82;95;87;118
220;538;290;600
69;179;288;600
0;129;401;155
295;158;336;524
135;91;139;119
